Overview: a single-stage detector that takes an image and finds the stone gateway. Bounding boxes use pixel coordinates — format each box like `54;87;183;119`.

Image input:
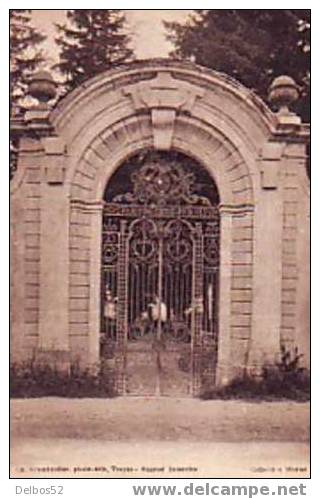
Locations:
10;61;310;396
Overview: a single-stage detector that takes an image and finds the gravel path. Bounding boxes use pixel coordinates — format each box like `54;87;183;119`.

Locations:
11;397;309;442
10;398;310;478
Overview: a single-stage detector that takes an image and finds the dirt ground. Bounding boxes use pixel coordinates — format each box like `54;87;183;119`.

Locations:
10;397;310;478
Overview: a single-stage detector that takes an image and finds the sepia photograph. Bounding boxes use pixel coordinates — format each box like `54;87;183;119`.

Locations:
10;9;310;479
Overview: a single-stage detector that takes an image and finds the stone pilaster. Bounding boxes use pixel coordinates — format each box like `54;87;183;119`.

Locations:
87;202;103;367
37;136;70;360
215;209;233;385
249;142;284;369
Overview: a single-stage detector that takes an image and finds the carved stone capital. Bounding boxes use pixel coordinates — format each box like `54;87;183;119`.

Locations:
42;136;66;155
259;142;284;189
41;136;66;185
261;142;284;161
24;105;54;137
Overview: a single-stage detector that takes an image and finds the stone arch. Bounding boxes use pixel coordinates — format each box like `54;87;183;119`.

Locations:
52;62;270;208
60;61;268;383
70;113;254;206
10;60;309;388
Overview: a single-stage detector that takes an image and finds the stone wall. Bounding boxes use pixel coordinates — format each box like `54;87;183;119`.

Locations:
11;138;43;362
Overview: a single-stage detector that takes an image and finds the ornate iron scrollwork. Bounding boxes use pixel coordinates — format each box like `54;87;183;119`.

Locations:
204;221;220;267
102;233;118;264
102;218;120;265
164;219;193;264
113;161;212;207
129;218;158;263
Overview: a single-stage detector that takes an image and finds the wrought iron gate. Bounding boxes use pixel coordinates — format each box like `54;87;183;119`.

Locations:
101;155;220;396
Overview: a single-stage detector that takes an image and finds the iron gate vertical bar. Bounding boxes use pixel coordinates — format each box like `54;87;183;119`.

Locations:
155;230;163;396
191;222;204;396
115;219;128;395
157;231;163;341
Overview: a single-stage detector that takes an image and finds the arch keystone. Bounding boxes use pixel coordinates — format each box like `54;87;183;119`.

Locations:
151;109;175;150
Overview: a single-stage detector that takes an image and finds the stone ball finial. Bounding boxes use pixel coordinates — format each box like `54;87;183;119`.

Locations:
268;75;299;115
28;71;57;103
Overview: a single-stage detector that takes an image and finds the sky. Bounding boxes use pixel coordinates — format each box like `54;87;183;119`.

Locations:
31;10;193;65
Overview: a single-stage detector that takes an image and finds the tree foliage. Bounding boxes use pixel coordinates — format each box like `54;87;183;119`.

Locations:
10;9;45;106
55;10;134;93
165;10;310;122
10;10;45;179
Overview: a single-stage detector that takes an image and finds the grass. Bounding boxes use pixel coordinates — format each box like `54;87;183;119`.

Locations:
10;360;117;398
10;345;310;402
201;346;310;402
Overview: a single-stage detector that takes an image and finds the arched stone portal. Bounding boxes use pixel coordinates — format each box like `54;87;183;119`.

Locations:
10;61;310;395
